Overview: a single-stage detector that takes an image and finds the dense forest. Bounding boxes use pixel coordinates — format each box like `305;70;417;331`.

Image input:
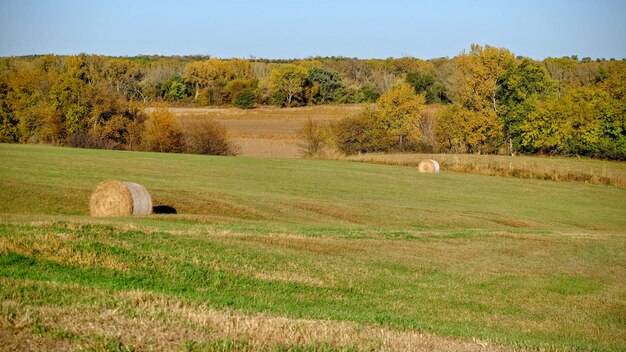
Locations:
1;45;625;159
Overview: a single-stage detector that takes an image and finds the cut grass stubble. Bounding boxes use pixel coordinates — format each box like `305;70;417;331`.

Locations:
1;144;625;351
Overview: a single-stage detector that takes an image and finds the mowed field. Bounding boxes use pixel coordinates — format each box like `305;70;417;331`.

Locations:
1;144;626;351
169;105;363;158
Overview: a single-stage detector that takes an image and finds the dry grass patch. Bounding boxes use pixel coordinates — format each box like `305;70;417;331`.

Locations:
235;234;366;256
232;137;300;158
0;328;76;352
250;271;326;287
0;234;129;272
338;153;626;187
1;279;508;352
166;105;365;121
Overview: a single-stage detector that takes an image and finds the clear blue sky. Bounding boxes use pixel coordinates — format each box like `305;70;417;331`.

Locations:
1;0;625;59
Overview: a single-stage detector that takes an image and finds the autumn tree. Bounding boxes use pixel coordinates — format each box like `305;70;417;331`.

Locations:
183;59;234;105
434;104;467;152
376;83;425;150
141;106;183;152
334;107;381;155
0;80;18;142
334;83;425;154
102;58;144;100
438;45;514;153
269;64;308;107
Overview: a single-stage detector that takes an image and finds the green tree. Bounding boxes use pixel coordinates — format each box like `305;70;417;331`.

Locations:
405;71;445;104
519;86;624;158
226;78;258;105
307;67;344;104
497;58;556;154
232;89;256;109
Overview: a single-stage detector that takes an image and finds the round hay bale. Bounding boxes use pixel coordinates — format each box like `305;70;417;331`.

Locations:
418;159;440;174
89;180;152;217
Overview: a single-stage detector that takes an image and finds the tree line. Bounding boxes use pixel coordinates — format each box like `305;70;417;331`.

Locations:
0;46;625;159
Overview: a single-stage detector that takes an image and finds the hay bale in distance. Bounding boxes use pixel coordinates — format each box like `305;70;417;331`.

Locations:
418;159;440;174
89;180;152;217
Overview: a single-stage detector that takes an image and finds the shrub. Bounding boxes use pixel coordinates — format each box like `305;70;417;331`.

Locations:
232;89;256;109
359;85;380;103
180;119;237;156
297;118;329;156
334;84;427;155
334;108;381;155
67;133;116;149
141;107;183;153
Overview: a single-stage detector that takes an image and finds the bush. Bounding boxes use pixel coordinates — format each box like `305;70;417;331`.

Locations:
141;107;184;153
269;91;287;107
297;118;329;156
355;84;380;103
334;108;381;155
180;119;237;156
232;89;256;109
66;133;117;150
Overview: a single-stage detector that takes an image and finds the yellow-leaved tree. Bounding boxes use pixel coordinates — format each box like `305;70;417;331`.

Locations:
141;106;183;153
269;64;308;107
376;83;425;150
437;44;514;154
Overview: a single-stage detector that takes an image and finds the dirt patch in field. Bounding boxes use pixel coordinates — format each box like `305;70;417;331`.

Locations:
167;105;364;121
233;137;300;158
170;105;363;158
222;119;304;138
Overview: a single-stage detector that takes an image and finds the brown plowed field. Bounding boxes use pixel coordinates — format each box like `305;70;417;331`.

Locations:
168;105;365;157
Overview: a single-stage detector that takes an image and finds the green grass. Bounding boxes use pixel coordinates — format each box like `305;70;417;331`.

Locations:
1;143;625;351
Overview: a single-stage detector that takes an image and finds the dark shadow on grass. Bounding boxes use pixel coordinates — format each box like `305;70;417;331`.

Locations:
153;205;177;214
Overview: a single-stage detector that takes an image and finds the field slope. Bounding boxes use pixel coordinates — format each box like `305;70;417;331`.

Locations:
1;144;625;351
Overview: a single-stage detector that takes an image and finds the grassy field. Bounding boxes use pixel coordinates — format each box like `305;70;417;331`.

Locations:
1;144;625;351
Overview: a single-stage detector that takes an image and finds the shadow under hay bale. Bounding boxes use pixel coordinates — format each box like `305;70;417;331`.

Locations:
153;205;177;214
90;180;152;217
418;159;440;174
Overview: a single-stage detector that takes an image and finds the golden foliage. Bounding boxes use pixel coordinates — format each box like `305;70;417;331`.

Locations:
141;106;183;152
